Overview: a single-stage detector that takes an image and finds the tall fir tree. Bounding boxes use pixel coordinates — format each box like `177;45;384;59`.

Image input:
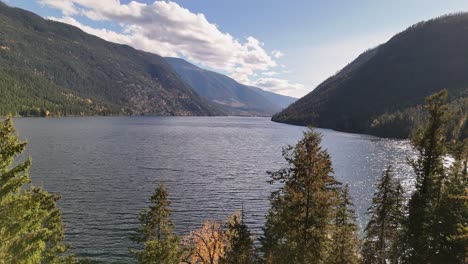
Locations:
362;166;405;264
404;89;453;263
327;184;361;264
221;210;257;264
260;129;341;264
0;118;76;263
130;184;181;264
431;138;467;263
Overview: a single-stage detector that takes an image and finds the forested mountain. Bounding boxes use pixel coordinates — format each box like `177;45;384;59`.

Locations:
0;2;220;116
273;13;468;138
166;57;296;116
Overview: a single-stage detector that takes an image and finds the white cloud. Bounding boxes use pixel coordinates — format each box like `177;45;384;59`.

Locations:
271;50;284;58
262;71;278;76
39;0;302;92
39;0;78;15
253;78;305;96
49;16;179;56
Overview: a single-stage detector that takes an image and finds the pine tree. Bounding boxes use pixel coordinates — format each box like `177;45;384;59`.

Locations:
388;181;406;264
0;118;75;263
328;184;361;264
404;90;452;263
130;184;181;264
362;166;405;264
431;138;467;263
260;129;341;264
221;210;256;264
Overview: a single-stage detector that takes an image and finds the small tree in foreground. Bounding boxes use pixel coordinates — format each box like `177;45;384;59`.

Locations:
130;184;181;264
328;184;361;264
182;220;226;264
362;166;405;264
221;210;257;264
0;118;76;263
260;129;341;264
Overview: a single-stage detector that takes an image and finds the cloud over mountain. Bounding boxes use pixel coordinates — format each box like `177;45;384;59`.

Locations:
40;0;303;94
253;78;305;96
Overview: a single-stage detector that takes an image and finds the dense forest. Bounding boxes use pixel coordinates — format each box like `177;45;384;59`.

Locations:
273;13;468;139
1;90;466;263
0;2;295;118
0;2;220;117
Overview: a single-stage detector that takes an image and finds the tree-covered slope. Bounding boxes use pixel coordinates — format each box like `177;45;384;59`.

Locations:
273;13;468;138
166;57;295;116
0;2;220;116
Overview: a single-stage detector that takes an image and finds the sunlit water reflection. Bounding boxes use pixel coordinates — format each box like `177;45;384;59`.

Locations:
14;116;415;263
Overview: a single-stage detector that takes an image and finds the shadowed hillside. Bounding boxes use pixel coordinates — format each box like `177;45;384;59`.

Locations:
273;13;468;138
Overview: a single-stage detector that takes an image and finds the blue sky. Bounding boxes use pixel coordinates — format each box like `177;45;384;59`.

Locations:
7;0;468;97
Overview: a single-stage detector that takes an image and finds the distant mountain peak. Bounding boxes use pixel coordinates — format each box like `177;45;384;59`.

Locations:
165;57;296;116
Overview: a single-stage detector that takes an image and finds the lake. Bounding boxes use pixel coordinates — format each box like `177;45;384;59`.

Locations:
14;116;415;263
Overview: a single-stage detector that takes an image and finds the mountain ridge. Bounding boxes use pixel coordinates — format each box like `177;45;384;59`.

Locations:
273;12;468;138
0;2;221;117
165;57;296;116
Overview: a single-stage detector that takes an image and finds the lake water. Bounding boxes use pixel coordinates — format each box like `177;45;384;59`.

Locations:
14;117;415;263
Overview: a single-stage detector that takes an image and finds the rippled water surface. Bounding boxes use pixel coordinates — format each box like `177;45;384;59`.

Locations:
14;117;415;263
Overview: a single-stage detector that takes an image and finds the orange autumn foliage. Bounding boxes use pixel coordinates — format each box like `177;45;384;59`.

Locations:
182;220;226;264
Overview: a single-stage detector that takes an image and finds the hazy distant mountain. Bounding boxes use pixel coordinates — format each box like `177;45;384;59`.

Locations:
273;13;468;138
166;57;296;116
247;86;297;109
0;2;220;116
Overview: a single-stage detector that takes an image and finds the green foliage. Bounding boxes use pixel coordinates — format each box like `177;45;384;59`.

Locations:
370;96;467;139
402;90;468;263
221;211;257;264
430;139;467;263
260;129;341;264
0;68;119;117
327;185;361;264
0;118;76;263
362;166;405;264
403;90;450;263
273;12;468;139
130;184;181;264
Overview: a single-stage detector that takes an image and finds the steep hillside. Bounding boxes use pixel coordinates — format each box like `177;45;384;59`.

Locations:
0;2;219;116
273;13;468;138
166;57;295;116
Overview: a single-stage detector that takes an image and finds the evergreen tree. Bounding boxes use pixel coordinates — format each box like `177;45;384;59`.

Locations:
0;118;75;263
404;90;451;263
328;184;361;264
221;210;256;264
389;181;406;264
130;184;181;264
431;138;467;263
362;166;405;264
260;129;341;264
